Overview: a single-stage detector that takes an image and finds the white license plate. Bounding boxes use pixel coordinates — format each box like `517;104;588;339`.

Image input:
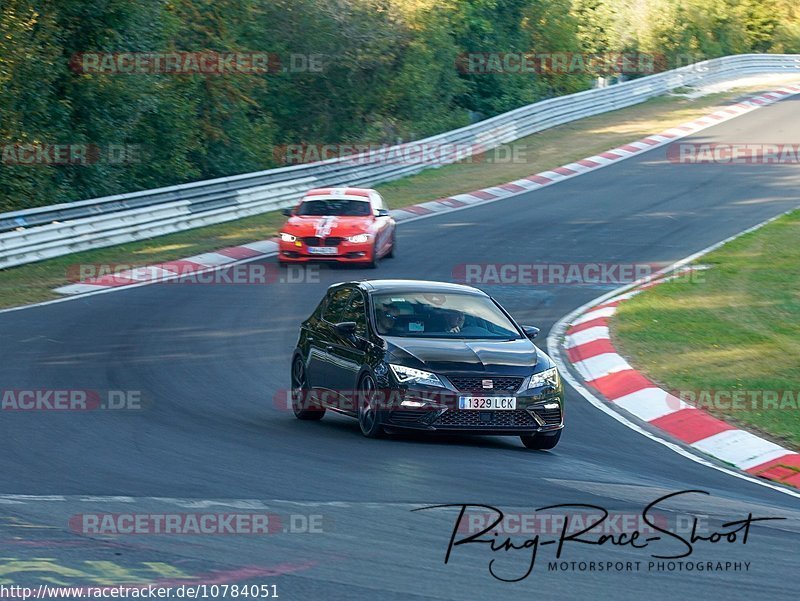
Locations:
307;246;337;255
458;396;517;410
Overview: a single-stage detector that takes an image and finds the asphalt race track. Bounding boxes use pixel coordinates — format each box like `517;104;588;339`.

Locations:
1;94;799;600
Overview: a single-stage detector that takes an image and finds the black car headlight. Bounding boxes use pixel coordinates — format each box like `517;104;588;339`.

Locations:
389;364;444;388
524;367;560;390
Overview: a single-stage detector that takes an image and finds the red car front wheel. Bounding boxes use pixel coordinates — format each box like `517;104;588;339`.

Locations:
386;232;396;258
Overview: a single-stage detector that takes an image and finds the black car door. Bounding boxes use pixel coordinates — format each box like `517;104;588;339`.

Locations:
307;287;352;390
327;289;369;403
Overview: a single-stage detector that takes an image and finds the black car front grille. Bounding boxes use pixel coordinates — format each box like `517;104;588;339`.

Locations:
447;376;524;394
303;236;342;247
434;409;537;428
531;406;562;425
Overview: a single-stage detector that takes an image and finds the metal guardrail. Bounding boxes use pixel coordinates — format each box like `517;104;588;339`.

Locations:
1;53;799;269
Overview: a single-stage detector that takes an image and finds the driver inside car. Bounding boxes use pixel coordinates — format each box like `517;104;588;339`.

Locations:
376;301;404;335
444;309;466;333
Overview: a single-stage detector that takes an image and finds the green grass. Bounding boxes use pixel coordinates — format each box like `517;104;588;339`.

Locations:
0;81;794;309
612;211;800;450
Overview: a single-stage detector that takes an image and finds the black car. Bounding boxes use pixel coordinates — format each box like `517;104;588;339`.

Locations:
290;279;564;449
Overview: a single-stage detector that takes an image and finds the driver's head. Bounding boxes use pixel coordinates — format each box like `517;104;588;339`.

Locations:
445;309;465;330
376;301;400;332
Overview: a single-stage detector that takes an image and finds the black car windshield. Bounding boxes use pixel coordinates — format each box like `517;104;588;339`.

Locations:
297;199;371;216
372;292;522;339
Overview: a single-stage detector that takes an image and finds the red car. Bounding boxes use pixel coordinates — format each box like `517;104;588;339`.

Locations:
278;187;396;267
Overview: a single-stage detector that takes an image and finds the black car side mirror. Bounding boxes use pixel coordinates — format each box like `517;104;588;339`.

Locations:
522;325;540;340
334;321;358;335
375;208;390;217
281;207;294;216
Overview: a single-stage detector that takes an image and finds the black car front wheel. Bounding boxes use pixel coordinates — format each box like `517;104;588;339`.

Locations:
357;373;385;438
520;430;561;450
291;357;325;420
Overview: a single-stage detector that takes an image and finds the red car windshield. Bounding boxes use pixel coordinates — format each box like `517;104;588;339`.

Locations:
297;199;371;216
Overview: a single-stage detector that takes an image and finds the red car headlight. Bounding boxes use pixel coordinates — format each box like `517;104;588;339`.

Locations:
346;234;370;243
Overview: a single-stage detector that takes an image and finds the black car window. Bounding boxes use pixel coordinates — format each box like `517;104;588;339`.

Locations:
322;288;352;323
342;291;368;337
371;292;521;339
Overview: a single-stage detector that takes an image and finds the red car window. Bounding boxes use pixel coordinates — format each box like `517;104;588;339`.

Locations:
297;199;371;216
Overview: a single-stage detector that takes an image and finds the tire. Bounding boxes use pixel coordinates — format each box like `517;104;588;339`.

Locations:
366;243;379;269
520;430;561;450
386;232;396;258
291;357;325;420
357;374;385;438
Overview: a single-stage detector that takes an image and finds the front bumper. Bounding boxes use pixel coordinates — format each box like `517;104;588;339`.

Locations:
379;388;564;435
278;239;374;263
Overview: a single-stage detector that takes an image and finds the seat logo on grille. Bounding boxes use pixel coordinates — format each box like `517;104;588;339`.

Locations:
482;379;493;389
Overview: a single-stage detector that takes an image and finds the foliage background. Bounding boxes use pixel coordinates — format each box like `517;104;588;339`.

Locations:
1;0;798;212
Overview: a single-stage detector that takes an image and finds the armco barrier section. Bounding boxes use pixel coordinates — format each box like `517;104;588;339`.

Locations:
1;54;798;269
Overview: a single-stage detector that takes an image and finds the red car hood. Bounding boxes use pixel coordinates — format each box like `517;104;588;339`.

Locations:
282;215;373;237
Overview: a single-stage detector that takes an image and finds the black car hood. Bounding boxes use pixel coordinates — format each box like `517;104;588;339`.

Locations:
385;337;539;375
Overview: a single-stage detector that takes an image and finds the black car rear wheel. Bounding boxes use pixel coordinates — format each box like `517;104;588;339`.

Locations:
358;373;385;437
291;357;325;420
520;430;561;450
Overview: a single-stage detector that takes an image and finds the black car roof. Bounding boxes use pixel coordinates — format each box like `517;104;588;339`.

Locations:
332;279;487;296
